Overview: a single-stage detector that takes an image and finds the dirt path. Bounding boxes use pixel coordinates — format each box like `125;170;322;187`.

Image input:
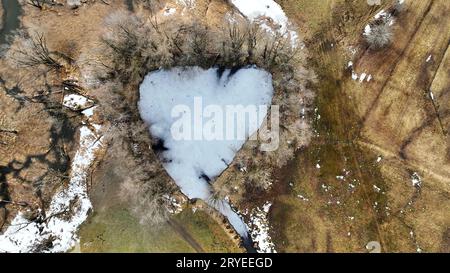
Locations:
167;219;205;253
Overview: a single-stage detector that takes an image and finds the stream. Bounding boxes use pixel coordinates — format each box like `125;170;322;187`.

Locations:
0;0;21;229
0;0;21;45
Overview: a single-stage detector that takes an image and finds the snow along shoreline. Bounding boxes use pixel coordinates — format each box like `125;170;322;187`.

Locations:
0;95;102;253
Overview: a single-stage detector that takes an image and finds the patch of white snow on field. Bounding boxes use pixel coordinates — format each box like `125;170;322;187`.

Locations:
164;7;177;16
231;0;298;45
430;91;435;101
231;0;287;29
359;73;367;82
248;202;276;253
411;172;422;187
63;94;94;110
351;70;372;83
138;66;273;238
0;102;102;253
364;24;372;36
374;10;387;19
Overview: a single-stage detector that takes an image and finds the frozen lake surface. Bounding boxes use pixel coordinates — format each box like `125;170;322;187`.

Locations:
138;66;274;238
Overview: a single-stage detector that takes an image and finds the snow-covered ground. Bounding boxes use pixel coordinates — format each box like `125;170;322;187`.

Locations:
164;7;177;16
247;202;276;253
0;98;102;253
63;94;94;111
138;66;274;238
231;0;299;46
411;172;422;187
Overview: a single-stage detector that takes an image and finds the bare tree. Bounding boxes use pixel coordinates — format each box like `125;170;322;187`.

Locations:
392;0;406;14
218;23;248;67
10;31;62;70
179;22;214;67
100;11;298;79
28;0;45;9
28;0;57;10
107;133;176;226
364;0;405;50
364;21;393;49
101;11;169;82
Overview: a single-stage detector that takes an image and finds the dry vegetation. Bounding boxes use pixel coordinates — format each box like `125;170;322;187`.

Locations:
0;0;112;232
0;0;315;250
0;22;88;231
4;0;445;254
363;1;405;50
88;4;315;223
269;0;449;252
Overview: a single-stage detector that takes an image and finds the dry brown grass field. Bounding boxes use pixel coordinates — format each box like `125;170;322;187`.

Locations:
270;0;449;252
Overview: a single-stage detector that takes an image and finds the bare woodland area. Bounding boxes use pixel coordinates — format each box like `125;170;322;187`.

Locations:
0;0;448;253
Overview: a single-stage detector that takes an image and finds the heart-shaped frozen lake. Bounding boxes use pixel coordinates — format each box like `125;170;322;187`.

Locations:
138;66;274;237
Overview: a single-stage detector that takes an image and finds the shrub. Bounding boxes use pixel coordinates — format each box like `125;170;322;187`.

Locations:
364;21;393;49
